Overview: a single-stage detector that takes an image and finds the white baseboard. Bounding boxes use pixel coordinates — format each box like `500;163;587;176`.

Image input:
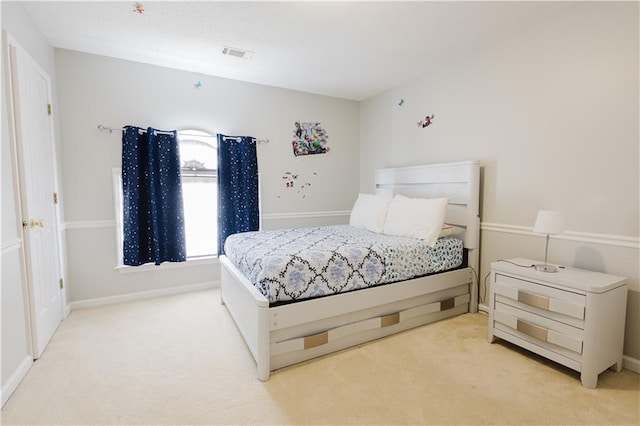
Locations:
68;281;219;311
622;355;640;373
1;355;32;408
63;302;72;319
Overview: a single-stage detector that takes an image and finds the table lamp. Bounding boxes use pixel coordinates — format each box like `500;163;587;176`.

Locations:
533;210;564;272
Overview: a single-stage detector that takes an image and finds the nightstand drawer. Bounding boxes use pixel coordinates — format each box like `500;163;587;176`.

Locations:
495;274;585;320
494;303;583;357
489;259;628;388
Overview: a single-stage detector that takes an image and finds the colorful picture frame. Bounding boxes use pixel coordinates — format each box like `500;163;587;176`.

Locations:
291;122;329;156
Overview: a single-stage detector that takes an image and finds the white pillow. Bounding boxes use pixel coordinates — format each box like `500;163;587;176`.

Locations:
383;195;448;247
349;193;392;233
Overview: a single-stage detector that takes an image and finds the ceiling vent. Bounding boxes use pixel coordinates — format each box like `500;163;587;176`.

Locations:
222;46;253;60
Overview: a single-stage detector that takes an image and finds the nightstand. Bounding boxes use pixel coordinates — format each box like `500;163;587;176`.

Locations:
488;258;628;388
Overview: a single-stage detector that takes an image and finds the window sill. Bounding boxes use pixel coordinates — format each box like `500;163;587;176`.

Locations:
115;256;218;274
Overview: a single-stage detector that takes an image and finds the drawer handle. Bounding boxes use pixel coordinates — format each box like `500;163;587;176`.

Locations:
518;290;549;311
517;319;548;342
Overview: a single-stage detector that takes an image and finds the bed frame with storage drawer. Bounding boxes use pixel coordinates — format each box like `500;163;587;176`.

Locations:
220;161;481;381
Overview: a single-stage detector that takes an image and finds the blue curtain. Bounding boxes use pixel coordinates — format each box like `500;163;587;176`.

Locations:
122;126;186;266
217;134;259;255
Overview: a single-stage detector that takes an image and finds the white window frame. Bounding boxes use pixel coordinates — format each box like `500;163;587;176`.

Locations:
112;125;221;272
112;168;218;273
179;129;219;259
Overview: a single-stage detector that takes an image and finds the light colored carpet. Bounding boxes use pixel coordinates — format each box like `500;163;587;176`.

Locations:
1;289;638;425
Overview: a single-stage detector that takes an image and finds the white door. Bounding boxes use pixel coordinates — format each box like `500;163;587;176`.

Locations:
8;41;62;358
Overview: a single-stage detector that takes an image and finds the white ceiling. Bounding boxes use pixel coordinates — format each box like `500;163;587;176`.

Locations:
21;1;579;101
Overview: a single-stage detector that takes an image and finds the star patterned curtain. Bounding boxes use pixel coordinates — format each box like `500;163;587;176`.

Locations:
121;126;186;266
217;134;259;255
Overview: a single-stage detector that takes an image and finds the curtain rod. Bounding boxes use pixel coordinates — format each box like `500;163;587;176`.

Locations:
97;124;269;144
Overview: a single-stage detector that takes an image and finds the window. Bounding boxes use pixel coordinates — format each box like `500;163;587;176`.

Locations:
178;130;218;258
113;129;218;267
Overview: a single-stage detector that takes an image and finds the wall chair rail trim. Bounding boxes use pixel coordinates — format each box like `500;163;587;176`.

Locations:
62;220;115;230
61;219;638;249
62;211;351;231
1;238;22;254
482;222;639;249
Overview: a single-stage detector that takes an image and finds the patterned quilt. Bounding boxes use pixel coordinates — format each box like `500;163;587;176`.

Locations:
224;225;463;305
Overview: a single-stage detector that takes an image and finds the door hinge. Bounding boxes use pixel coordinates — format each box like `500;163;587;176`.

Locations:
53;192;58;204
47;103;52;116
59;278;64;289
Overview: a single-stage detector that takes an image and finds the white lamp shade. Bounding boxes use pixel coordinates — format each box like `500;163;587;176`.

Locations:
533;210;564;235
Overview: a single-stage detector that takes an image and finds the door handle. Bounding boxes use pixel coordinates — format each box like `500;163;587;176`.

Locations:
28;219;45;228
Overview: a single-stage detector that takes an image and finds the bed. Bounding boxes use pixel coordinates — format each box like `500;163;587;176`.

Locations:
220;160;481;380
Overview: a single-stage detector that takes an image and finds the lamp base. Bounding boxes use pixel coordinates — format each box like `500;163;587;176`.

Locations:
535;264;558;273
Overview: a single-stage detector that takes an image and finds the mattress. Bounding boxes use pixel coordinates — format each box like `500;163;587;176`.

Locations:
224;225;464;305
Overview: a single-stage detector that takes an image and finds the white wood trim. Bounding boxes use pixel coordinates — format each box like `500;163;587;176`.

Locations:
61;220;115;230
61;211;351;232
111;168;124;263
622;355;640;373
115;256;217;274
68;281;217;311
1;355;32;408
63;302;72;319
1;238;22;254
63;219;637;250
482;222;639;249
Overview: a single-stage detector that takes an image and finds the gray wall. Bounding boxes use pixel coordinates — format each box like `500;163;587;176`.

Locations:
54;49;360;303
359;2;639;359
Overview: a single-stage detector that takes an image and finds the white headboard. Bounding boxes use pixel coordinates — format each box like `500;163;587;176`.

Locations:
374;161;481;275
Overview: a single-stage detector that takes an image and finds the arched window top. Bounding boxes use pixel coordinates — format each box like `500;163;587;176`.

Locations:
178;129;216;172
